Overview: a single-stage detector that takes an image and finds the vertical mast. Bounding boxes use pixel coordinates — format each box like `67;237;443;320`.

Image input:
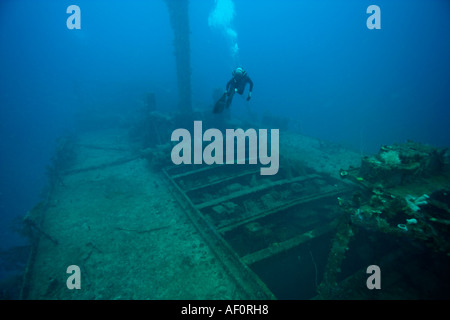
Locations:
164;0;192;114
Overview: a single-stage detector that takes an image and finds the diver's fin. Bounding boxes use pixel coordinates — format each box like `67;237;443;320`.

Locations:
225;94;233;109
213;93;227;113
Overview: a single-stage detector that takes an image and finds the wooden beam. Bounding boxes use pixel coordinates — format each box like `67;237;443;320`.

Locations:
217;187;349;233
196;174;320;210
241;223;336;265
184;168;261;193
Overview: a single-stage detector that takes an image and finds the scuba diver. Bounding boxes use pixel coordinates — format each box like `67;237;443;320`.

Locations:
213;67;253;113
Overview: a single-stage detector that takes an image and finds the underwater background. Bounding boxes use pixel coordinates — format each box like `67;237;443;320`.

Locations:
1;0;449;296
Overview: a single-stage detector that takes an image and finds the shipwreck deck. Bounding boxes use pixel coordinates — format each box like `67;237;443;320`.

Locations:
21;123;450;299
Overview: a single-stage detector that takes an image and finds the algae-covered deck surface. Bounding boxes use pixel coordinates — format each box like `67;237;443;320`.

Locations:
22;126;360;300
23;128;242;299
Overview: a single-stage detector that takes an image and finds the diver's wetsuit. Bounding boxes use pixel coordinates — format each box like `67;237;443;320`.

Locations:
225;74;253;108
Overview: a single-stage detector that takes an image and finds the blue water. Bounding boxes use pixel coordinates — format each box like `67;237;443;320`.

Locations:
1;0;449;285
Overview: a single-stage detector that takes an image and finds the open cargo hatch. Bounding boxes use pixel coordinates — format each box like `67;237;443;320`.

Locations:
164;162;355;299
